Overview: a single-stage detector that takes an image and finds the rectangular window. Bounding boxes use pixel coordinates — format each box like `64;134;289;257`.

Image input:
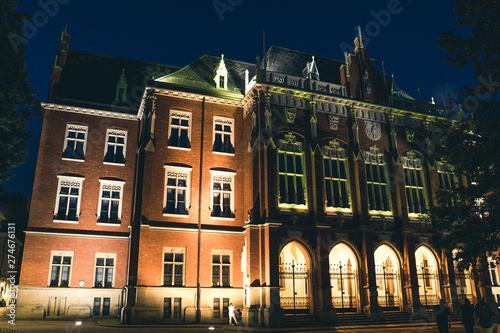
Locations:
98;180;124;224
438;163;457;207
213;117;234;154
54;176;84;222
164;298;171;318
211;171;235;218
62;124;87;160
168;110;191;148
323;141;350;211
49;251;73;287
489;258;499;286
277;134;307;208
164;166;191;216
403;153;428;214
213;298;220;318
94;254;115;288
364;148;391;213
212;253;231;287
102;298;110;316
223;298;229;318
104;129;127;164
93;297;101;316
173;298;182;319
163;248;185;286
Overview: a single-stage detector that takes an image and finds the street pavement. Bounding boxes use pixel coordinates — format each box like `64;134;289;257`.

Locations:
0;319;485;333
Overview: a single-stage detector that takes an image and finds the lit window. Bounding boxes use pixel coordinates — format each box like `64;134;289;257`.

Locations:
164;166;191;216
210;170;236;218
488;258;499;286
93;297;110;316
364;146;391;213
97;180;124;224
62;124;87;160
49;251;73;287
163;248;185;287
437;162;458;207
212;252;231;287
54;175;84;222
323;140;351;211
403;151;428;214
278;133;307;209
94;254;115;288
213;117;235;154
104;129;127;164
168;110;191;149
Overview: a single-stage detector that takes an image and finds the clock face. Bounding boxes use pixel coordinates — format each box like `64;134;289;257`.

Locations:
365;120;381;141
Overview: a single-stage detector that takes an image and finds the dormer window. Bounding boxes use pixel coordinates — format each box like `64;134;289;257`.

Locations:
214;54;228;89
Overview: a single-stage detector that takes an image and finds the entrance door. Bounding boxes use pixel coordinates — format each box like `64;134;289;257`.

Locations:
415;246;440;306
374;245;401;309
279;241;311;313
329;243;358;312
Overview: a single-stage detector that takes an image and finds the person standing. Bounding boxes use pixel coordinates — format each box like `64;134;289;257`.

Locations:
476;299;495;333
228;303;238;326
460;298;475;333
433;299;451;333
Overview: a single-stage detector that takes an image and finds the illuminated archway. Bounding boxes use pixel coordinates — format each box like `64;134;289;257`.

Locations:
415;246;441;306
374;244;401;308
329;243;358;311
279;241;311;313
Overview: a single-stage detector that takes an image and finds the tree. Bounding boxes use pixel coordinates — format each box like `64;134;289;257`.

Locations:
431;0;500;270
0;0;41;185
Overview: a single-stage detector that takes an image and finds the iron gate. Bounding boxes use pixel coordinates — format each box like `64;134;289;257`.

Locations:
330;263;357;311
279;260;310;313
455;269;475;303
376;265;400;308
417;270;439;306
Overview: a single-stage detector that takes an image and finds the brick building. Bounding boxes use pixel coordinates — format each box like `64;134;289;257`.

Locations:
17;27;498;326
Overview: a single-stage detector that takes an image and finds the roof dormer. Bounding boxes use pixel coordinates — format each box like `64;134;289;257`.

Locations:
214;54;228;89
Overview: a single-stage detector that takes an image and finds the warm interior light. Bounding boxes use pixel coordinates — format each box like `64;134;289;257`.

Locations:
208;327;215;330
75;321;82;325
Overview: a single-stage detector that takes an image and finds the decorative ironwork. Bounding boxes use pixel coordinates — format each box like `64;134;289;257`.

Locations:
330;262;357;310
279;260;310;311
375;263;400;307
417;262;439;306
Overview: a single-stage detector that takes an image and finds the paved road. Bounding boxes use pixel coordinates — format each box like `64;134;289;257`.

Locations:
0;320;484;333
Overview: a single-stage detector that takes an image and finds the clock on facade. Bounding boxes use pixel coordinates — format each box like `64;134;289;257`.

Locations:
365;120;381;141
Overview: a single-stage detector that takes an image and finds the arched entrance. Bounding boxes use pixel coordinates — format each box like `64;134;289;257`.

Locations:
329;243;358;312
374;244;401;309
279;241;311;313
415;246;441;306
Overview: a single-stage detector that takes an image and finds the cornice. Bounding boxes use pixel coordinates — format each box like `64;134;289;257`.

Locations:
42;103;137;120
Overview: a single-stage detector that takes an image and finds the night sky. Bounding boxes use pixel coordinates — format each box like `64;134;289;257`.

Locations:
5;0;474;199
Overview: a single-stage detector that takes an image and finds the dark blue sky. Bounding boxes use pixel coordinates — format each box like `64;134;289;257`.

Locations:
5;0;474;198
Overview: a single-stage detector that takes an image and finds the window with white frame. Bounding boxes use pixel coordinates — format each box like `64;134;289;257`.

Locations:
49;251;73;287
212;251;231;287
210;170;236;218
213;117;234;154
323;140;351;211
364;146;391;213
403;151;428;214
54;175;84;222
168;110;191;149
277;133;307;208
163;247;185;287
94;253;115;288
104;129;127;164
488;258;499;286
97;180;124;224
163;166;191;216
62;124;87;160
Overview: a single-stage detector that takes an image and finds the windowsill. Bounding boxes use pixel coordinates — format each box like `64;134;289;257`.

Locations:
369;215;394;220
47;286;71;288
278;204;308;211
163;213;189;218
62;157;85;162
103;162;125;166
212;151;235;156
368;211;393;216
93;286;115;288
210;216;235;221
325;208;352;214
96;222;122;226
168;146;191;151
162;285;185;287
211;286;233;288
53;219;79;224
